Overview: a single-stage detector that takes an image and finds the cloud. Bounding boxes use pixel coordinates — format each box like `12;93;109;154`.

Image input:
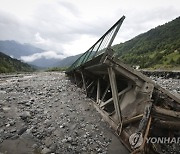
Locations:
58;1;80;16
0;0;180;57
35;32;48;44
20;51;65;62
63;34;98;56
113;6;180;43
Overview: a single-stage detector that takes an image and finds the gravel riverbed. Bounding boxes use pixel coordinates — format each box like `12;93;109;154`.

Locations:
0;72;179;154
150;76;180;96
0;72;128;154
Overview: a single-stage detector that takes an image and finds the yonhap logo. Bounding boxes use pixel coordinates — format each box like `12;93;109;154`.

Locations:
146;137;180;144
129;132;180;149
129;132;143;149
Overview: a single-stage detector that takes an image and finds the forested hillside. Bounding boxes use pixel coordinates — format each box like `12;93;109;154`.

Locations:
113;16;180;69
57;54;81;67
0;52;35;73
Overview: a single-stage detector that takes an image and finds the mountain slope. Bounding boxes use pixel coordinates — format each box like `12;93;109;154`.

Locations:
60;16;180;70
113;16;180;69
0;40;64;68
0;40;44;58
57;54;81;67
0;52;35;73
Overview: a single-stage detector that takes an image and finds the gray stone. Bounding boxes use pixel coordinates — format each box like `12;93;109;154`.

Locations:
18;127;27;135
41;147;51;154
44;137;53;147
9;120;16;126
10;134;19;140
60;125;64;128
67;137;72;142
6;123;10;127
20;111;31;120
10;128;17;133
25;102;31;106
62;138;67;143
32;143;38;149
2;107;11;112
50;144;57;152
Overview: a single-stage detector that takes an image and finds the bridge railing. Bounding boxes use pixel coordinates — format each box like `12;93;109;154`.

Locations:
67;16;125;72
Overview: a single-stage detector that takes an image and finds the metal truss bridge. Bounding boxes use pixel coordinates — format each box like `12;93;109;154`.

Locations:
66;16;180;154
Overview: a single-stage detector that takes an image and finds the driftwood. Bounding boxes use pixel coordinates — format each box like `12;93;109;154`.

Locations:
154;119;180;130
123;114;143;127
152;106;180;120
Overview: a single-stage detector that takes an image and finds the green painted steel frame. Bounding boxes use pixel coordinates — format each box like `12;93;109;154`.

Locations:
66;16;125;72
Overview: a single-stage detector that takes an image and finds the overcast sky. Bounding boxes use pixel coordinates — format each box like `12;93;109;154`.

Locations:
0;0;180;62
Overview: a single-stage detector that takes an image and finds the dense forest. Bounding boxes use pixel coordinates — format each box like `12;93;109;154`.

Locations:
113;16;180;69
0;52;35;73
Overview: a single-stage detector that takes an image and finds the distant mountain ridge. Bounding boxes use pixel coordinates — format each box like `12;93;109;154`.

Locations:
57;54;81;67
0;40;44;58
0;52;35;73
0;40;63;68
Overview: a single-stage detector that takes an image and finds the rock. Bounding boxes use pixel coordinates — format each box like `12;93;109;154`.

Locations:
41;147;51;154
10;128;17;133
43;119;51;127
6;123;10;127
60;125;65;128
19;111;31;120
44;110;48;114
82;147;86;151
67;137;72;142
18;100;27;104
0;138;3;143
4;132;13;139
97;148;102;152
62;138;67;143
9;120;16;126
26;127;34;134
10;134;19;140
44;137;53;147
30;98;35;102
18;127;27;135
25;102;31;106
32;143;38;149
2;107;11;112
0;129;4;133
50;144;57;152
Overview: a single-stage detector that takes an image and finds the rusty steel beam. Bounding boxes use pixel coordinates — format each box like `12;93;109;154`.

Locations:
108;67;123;125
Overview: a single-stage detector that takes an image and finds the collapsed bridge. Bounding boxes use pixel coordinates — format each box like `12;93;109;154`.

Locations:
66;16;180;154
